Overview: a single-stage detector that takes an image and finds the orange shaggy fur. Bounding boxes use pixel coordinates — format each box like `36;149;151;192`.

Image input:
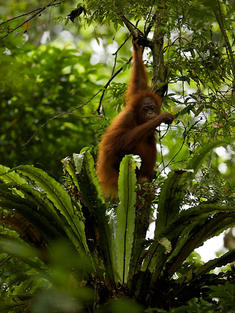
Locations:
96;41;173;198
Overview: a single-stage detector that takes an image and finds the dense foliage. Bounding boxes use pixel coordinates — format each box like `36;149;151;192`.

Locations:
0;40;110;175
0;0;234;312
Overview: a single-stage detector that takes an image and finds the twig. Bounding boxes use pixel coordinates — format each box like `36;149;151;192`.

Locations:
98;21;142;114
0;8;43;26
158;126;167;174
0;0;63;40
97;36;131;114
0;255;12;266
0;7;45;40
120;15;143;38
144;6;154;34
23;89;102;147
156;118;202;176
97;57;132;114
144;11;158;37
111;36;130;76
213;0;235;78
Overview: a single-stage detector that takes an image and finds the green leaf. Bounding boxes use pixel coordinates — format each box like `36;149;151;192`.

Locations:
0;182;68;240
155;169;189;237
73;149;116;283
186;140;232;173
116;155;137;283
0;164;27;197
0;165;27;185
16;165;90;255
192;249;235;279
62;156;80;192
164;212;235;277
73;148;105;210
155;140;232;238
0;238;38;260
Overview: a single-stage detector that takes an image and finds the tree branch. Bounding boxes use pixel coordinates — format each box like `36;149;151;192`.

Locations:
213;0;235;79
96;57;132;114
193;249;235;278
0;0;64;40
152;0;169;96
